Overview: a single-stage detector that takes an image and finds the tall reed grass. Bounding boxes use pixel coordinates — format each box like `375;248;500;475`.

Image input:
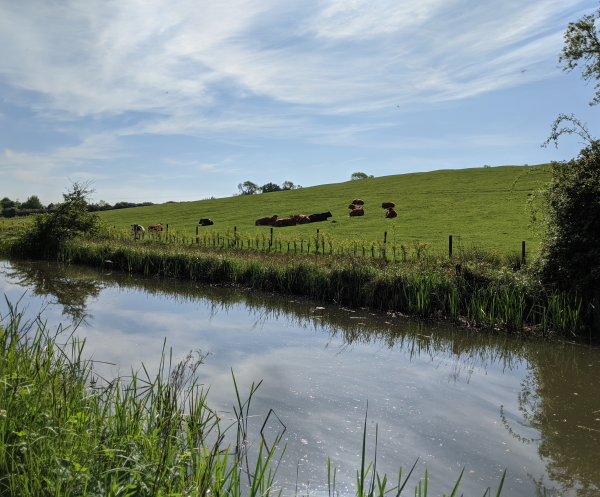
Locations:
45;237;594;337
0;301;509;496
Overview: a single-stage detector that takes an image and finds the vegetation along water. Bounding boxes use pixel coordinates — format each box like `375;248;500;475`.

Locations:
3;258;600;495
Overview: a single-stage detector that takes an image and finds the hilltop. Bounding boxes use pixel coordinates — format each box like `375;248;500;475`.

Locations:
97;165;551;255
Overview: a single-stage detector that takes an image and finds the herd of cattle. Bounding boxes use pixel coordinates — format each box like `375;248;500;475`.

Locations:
131;200;396;233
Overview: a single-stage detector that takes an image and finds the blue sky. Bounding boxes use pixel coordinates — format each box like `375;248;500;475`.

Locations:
0;0;598;205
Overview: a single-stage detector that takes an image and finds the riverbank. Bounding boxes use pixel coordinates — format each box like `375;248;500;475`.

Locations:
3;234;591;338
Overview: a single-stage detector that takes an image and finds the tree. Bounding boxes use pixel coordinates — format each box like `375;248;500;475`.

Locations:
560;6;600;106
20;195;44;210
0;197;15;210
14;181;104;256
237;181;259;195
281;181;295;190
535;141;600;293
351;172;374;180
260;182;282;193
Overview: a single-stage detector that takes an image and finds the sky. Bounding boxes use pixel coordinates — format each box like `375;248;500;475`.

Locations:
0;0;598;205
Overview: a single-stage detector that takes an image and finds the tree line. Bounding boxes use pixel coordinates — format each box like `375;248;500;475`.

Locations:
0;195;154;218
237;180;302;195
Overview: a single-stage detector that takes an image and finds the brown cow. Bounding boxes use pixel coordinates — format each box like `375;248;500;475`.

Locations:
255;215;278;226
148;223;163;232
290;214;310;224
348;204;357;210
274;217;297;227
349;207;364;216
352;199;365;205
385;208;397;218
381;202;395;209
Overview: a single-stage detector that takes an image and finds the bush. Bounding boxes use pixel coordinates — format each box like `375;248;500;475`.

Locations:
13;182;105;257
535;141;600;294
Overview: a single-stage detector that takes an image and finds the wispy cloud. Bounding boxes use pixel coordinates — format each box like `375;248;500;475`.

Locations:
0;0;593;202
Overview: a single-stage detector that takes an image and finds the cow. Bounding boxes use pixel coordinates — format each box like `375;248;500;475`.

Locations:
308;212;332;223
382;202;395;209
348;204;357;210
130;224;145;235
290;214;310;224
274;217;297;227
349;207;364;216
352;199;364;205
385;208;398;218
199;218;214;226
255;215;278;226
148;223;163;232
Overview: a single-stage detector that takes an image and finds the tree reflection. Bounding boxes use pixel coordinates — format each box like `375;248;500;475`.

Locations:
1;260;104;322
503;345;600;496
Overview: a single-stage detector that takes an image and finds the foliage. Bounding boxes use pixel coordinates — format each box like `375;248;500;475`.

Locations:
0;197;16;210
351;172;374;180
19;195;44;210
535;141;600;294
238;180;259;195
260;182;282;193
559;5;600;106
13;181;105;257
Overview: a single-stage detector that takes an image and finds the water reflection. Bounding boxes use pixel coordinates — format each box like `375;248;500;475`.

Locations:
1;258;599;496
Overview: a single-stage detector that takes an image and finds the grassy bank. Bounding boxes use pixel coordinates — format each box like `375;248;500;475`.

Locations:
39;236;590;337
0;302;507;496
96;165;550;255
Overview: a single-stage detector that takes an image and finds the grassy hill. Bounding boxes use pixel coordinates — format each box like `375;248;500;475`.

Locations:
97;165;551;256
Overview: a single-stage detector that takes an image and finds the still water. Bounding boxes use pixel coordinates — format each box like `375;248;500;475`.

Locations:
1;258;599;496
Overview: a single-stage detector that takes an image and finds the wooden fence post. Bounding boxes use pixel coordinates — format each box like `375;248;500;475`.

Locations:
196;226;199;244
522;241;526;264
449;235;453;258
384;232;387;244
270;227;273;248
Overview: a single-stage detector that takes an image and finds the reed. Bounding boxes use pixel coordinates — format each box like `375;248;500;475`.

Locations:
30;237;596;337
0;302;509;496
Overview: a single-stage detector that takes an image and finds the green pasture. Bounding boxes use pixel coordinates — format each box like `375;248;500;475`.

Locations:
97;165;550;255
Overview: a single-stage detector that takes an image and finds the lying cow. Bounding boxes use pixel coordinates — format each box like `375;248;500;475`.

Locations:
385;208;397;218
352;198;365;205
199;218;214;226
290;214;310;224
255;215;278;226
274;217;297;227
148;223;163;232
348;204;357;210
308;211;332;223
349;207;364;217
382;202;395;209
130;224;145;234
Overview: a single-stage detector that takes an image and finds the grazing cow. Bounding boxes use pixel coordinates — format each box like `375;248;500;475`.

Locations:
274;217;297;227
255;215;278;226
130;224;145;235
352;199;365;205
308;212;332;223
199;218;214;226
381;202;395;209
349;207;364;216
348;204;357;210
291;214;310;224
385;208;398;218
148;223;163;232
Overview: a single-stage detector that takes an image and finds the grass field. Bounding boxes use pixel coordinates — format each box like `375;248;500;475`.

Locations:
96;165;551;256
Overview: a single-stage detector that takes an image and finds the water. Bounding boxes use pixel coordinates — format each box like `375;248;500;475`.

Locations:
1;258;599;496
